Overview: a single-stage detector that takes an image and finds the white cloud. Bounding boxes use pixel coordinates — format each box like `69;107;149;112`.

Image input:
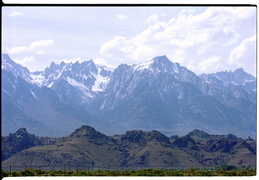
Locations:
36;51;45;55
228;35;256;76
228;35;256;64
29;39;54;50
13;56;35;66
93;58;115;69
7;46;28;54
146;14;159;24
9;12;23;17
146;13;167;24
99;7;256;75
100;36;128;57
93;58;107;66
197;56;223;73
7;39;54;55
13;56;40;70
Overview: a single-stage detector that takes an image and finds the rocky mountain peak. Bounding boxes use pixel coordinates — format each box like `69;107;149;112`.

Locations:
69;125;97;136
132;55;176;73
173;135;199;150
152;55;171;64
49;61;59;70
69;125;108;140
146;130;171;144
208;68;255;86
234;68;245;73
15;128;29;136
187;129;211;139
121;130;146;143
2;54;31;81
121;130;170;144
232;68;255;82
9;128;39;141
2;54;12;62
2;127;42;161
60;61;66;67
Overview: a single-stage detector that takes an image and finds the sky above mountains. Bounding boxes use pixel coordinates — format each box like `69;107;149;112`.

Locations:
2;6;256;76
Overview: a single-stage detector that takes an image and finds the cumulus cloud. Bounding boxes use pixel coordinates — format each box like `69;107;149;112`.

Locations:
36;51;45;55
7;46;28;54
7;39;54;55
146;13;167;24
93;58;115;69
146;14;159;24
9;12;23;17
228;35;256;76
13;56;35;67
228;35;256;64
12;56;43;72
100;7;255;75
29;39;54;50
197;56;223;73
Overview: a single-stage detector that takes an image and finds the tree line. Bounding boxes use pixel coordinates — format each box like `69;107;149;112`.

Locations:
1;165;256;178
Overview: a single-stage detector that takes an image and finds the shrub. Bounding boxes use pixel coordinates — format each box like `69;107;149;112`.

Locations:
1;169;8;178
21;168;36;176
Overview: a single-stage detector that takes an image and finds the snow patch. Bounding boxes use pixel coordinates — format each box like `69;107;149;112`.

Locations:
172;64;179;73
92;67;110;92
67;77;89;90
2;89;11;96
133;60;153;71
243;79;255;85
30;90;37;99
30;73;45;86
47;82;54;88
66;77;94;99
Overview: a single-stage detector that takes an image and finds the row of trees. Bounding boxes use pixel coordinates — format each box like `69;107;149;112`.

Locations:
1;165;256;177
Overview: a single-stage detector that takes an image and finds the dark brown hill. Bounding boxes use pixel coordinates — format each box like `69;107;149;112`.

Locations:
1;126;256;170
2;128;42;161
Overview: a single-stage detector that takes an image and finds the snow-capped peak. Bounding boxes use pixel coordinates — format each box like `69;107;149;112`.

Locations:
2;54;32;82
132;55;182;75
31;59;112;94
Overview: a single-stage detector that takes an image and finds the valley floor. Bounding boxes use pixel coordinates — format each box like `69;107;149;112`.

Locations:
1;167;256;177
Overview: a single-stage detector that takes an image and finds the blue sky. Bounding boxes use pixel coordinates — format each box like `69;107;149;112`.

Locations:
2;6;256;76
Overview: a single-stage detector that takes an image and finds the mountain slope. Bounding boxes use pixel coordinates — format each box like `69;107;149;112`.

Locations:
96;56;256;137
2;55;95;136
1;54;256;138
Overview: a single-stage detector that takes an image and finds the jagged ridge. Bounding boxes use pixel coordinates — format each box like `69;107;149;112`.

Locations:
1;54;256;138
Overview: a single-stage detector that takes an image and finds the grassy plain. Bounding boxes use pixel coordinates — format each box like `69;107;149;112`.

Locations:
1;167;256;177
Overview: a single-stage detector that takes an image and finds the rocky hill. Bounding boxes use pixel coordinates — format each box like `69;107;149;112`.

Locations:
1;126;256;170
2;128;61;161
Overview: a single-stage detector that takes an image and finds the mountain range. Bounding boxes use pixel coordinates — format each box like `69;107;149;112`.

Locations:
1;54;256;138
1;126;256;170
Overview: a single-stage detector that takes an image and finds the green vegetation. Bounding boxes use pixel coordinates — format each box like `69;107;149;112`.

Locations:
1;166;256;178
